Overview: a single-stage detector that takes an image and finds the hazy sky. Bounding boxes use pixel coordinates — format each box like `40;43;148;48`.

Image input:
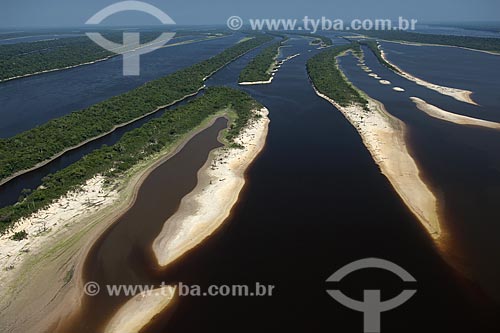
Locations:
1;0;499;27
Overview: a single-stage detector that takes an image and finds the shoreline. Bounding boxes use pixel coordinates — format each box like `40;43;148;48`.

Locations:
238;53;300;86
0;35;265;188
377;46;478;106
0;35;229;84
379;39;500;56
103;285;177;333
411;97;500;129
152;107;270;267
312;86;441;238
0;87;205;188
0;115;233;333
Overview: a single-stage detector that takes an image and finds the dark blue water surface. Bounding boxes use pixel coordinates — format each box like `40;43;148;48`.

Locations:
0;34;242;137
142;36;500;333
339;45;500;306
0;34;275;209
379;41;500;112
2;34;499;332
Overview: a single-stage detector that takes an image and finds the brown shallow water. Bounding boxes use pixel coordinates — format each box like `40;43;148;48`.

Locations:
54;117;228;333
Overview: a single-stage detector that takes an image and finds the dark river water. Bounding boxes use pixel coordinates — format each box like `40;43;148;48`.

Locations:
0;34;242;137
0;34;274;208
53;36;500;332
379;41;500;114
339;44;500;305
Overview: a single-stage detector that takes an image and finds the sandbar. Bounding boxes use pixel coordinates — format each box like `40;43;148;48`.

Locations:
153;108;270;267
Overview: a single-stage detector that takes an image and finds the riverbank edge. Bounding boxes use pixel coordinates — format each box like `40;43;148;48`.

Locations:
0;112;232;333
411;97;500;129
308;50;441;237
376;43;478;105
152;107;270;267
0;35;264;190
0;35;229;84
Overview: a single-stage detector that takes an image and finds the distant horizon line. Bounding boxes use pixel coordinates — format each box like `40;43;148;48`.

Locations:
1;20;500;30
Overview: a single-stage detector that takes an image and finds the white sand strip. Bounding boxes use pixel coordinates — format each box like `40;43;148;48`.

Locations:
313;87;441;238
378;47;478;105
411;97;500;129
153;108;270;267
104;285;176;333
239;54;300;86
0;176;118;278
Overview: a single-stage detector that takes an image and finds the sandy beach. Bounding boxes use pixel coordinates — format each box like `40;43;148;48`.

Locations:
0;114;239;333
411;97;500;129
104;285;177;333
380;39;500;56
153;107;270;267
378;46;478;105
313;87;441;238
239;54;299;86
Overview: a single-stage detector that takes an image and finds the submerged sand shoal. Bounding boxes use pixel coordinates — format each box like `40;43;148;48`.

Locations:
153;107;270;267
313;87;441;238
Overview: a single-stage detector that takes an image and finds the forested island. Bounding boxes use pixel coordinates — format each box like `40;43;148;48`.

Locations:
358;40;400;72
307;43;368;108
0;87;262;232
238;38;287;83
360;30;500;52
0;31;229;81
0;35;272;185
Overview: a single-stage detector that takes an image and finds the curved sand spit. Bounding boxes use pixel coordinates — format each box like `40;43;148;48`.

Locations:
411;97;500;129
153;108;270;267
104;285;177;333
379;48;478;106
313;87;441;238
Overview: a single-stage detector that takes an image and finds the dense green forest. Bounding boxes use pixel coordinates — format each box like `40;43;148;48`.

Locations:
0;87;262;232
0;35;271;183
361;30;500;52
291;33;333;46
238;38;287;82
358;40;399;72
307;43;368;108
0;31;229;80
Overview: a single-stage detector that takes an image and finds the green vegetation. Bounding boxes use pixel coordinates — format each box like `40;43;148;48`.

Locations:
238;38;287;83
0;35;272;183
1;35;113;80
10;230;27;241
0;87;262;233
307;43;368;108
305;33;333;46
0;31;230;81
361;30;500;53
359;40;399;72
293;33;333;46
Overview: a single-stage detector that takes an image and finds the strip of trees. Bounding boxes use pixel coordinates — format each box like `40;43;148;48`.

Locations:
0;35;272;183
0;87;262;232
0;31;229;81
361;30;500;53
238;38;287;82
307;43;368;108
